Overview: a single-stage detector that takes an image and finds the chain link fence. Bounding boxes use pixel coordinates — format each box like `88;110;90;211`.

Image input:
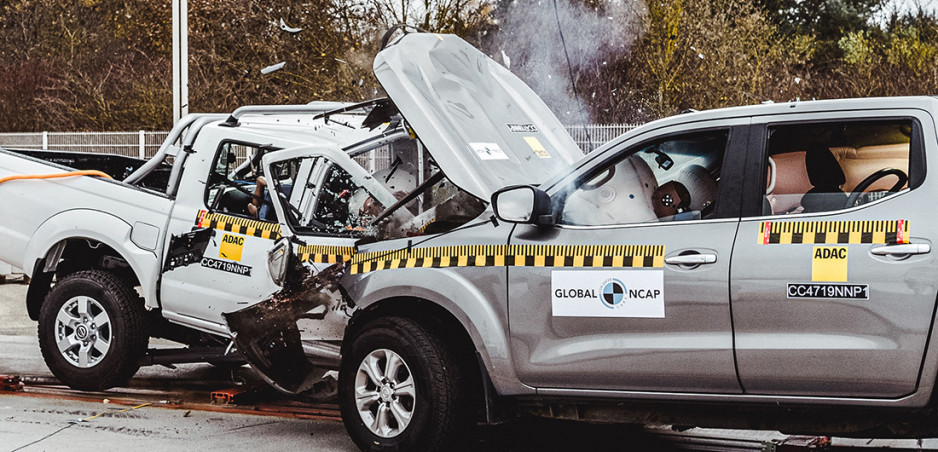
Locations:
0;124;639;158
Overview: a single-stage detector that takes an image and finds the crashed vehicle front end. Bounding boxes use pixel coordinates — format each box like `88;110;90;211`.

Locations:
225;31;585;398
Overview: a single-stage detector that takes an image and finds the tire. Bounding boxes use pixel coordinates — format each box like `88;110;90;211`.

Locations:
339;317;465;452
38;270;148;391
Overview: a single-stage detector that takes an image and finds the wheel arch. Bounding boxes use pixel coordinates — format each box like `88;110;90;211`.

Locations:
24;210;160;320
344;272;532;398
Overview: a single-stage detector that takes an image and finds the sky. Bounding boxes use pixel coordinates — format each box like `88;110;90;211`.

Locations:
875;0;938;23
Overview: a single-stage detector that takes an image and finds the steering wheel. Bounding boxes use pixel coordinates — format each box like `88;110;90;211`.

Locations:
845;168;908;208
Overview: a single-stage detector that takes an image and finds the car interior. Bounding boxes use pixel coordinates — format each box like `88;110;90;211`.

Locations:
763;121;911;215
560;130;726;226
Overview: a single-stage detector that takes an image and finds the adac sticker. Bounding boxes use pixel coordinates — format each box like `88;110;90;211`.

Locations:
523;136;551;159
812;246;847;282
219;233;245;261
551;270;664;318
469;142;509;160
201;257;252;277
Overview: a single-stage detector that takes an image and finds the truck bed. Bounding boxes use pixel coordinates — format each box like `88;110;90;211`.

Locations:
2;148;171;190
0;146;174;275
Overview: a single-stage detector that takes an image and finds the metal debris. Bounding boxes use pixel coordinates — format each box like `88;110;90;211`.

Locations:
279;18;302;34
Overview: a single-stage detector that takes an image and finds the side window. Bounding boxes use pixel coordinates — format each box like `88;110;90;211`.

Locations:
269;156;382;237
763;120;912;215
204;142;274;219
560;130;728;226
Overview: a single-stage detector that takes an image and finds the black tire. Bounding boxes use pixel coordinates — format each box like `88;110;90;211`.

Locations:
339;316;465;452
38;270;148;391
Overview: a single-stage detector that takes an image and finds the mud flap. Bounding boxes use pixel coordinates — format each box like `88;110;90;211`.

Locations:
223;259;344;395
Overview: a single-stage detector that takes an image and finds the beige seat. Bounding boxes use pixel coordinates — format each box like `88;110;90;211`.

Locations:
835;144;909;192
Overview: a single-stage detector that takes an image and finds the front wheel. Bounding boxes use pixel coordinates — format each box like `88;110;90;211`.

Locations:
38;270;148;390
339;317;465;452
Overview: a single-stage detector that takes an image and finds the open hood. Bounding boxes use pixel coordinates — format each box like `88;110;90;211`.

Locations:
373;33;584;200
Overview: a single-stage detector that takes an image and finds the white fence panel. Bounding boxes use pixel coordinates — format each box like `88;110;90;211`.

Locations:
0;131;169;158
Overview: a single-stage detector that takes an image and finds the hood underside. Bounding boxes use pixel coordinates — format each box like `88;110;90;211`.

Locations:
373;33;584;200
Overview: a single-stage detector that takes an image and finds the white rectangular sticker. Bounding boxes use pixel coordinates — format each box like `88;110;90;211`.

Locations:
469;142;509;160
787;283;868;300
552;270;664;318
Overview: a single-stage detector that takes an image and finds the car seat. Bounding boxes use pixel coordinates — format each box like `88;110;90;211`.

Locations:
800;145;847;213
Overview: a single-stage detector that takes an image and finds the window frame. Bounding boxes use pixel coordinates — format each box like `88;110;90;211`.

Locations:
269;155;375;239
550;124;748;228
741;114;926;218
202;139;279;219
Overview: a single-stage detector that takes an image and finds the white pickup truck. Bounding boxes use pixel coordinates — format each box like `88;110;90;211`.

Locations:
0;90;516;391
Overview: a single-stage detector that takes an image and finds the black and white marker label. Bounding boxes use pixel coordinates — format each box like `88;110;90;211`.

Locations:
787;283;869;300
201;257;252;276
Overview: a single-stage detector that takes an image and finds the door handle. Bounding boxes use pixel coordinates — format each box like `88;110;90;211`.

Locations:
871;243;930;256
664;254;717;265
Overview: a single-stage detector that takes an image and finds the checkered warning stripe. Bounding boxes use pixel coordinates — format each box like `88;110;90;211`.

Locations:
349;244;665;275
758;220;909;245
297;245;355;264
196;210;282;241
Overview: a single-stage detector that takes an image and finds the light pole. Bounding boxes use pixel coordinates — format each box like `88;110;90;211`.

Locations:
172;0;188;125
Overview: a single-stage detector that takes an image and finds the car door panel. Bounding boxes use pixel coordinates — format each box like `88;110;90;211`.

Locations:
731;111;938;398
509;220;741;392
508;121;749;393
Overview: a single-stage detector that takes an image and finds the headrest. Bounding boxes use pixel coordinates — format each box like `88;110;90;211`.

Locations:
805;146;845;188
676;164;717;212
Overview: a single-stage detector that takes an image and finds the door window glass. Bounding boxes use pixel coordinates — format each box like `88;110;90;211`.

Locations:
560;130;728;226
204;142;276;219
763;120;912;215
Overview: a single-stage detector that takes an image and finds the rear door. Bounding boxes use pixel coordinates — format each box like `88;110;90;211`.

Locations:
509;120;748;393
731;109;938;398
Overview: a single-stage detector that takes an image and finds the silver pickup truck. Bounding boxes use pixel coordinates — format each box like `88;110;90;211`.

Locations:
4;31;938;452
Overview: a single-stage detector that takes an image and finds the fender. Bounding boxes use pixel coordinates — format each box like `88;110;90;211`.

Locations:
23;209;162;309
346;267;534;396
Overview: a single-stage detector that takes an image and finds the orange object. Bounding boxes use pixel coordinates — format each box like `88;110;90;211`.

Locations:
0;170;113;185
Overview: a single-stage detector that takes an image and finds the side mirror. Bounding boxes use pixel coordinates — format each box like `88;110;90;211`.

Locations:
267;237;292;286
491;185;553;225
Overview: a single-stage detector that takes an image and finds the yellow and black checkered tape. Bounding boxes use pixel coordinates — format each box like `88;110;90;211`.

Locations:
349;244;665;275
197;210;282;241
297;245;355;264
758;220;909;245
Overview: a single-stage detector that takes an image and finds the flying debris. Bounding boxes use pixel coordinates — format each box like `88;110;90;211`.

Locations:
261;62;286;75
279;18;302;33
501;50;511;69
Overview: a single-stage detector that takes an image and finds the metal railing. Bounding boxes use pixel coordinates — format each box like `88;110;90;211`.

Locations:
0;131;170;159
0;124;639;158
566;124;641;152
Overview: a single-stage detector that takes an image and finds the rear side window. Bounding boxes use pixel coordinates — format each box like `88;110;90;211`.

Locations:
763;120;915;216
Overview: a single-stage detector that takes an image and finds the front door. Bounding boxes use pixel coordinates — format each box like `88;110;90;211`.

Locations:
160;140;284;333
731;112;938;398
509;123;747;392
